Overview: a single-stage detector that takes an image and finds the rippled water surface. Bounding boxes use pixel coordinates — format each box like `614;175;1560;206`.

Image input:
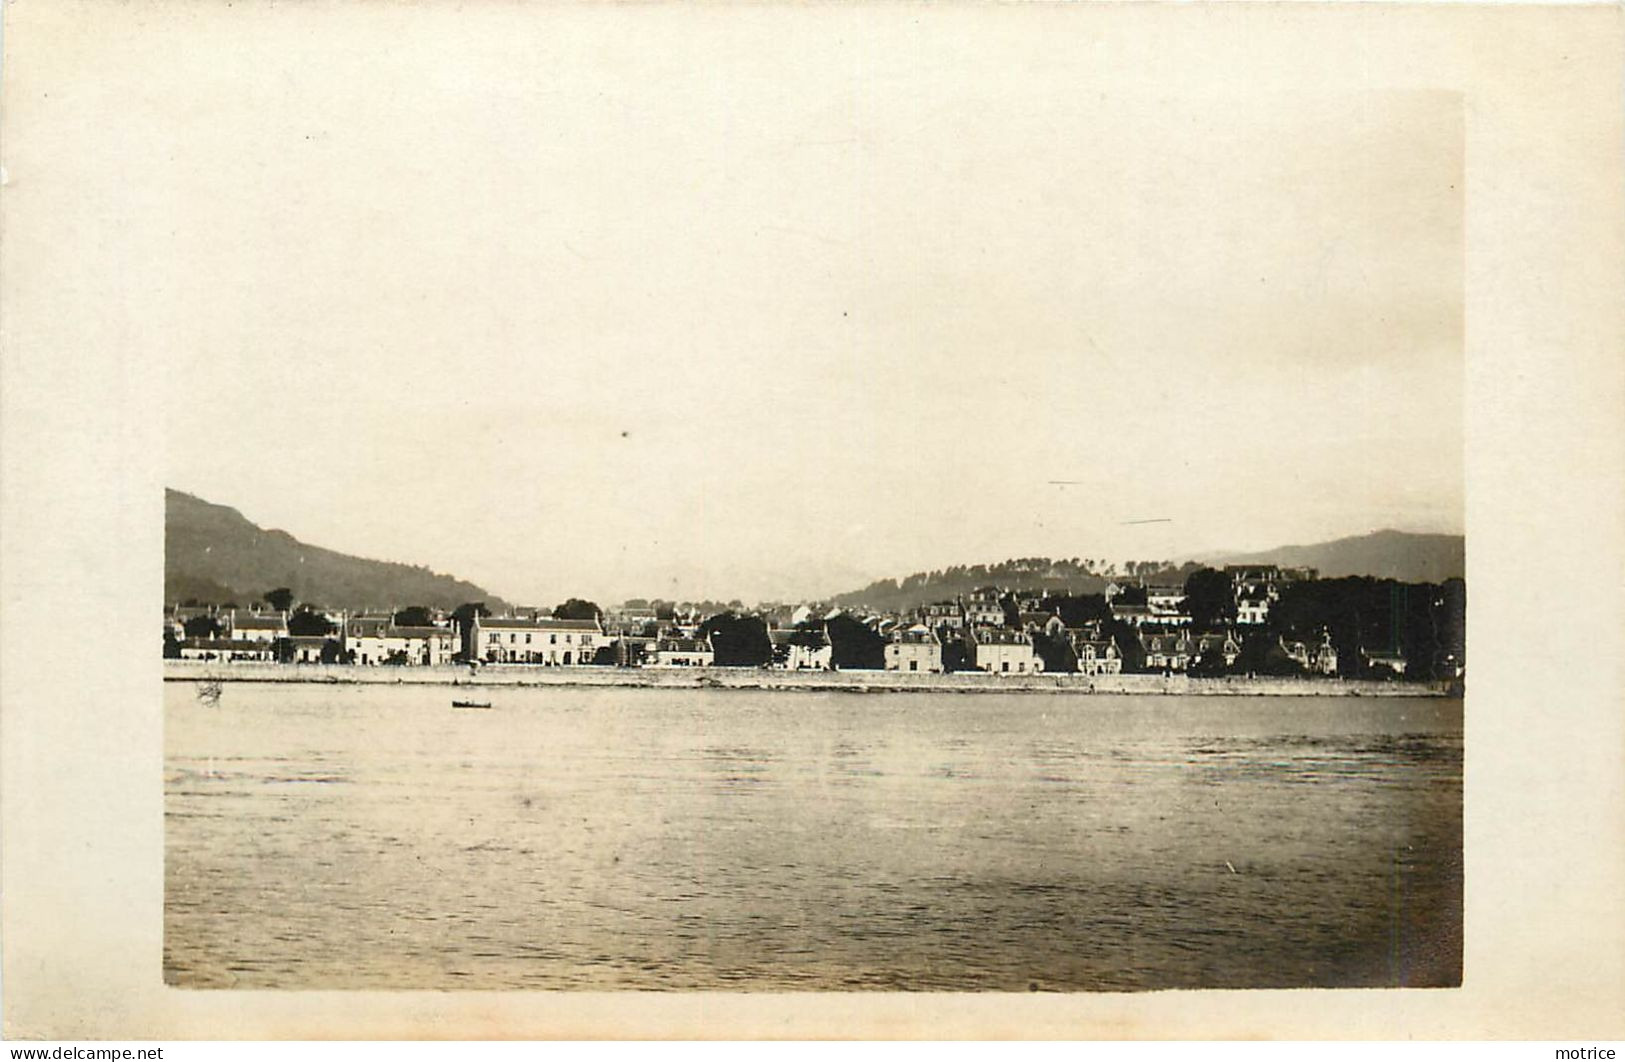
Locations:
165;683;1461;990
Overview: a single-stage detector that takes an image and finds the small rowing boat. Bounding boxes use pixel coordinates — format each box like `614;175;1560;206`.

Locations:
451;699;492;710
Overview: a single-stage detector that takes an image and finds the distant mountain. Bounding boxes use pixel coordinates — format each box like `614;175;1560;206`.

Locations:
165;489;509;612
1196;529;1465;584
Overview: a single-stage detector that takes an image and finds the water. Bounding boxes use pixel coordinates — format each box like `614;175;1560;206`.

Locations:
165;682;1462;991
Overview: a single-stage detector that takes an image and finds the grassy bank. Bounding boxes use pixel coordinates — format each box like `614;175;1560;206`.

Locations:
163;660;1453;697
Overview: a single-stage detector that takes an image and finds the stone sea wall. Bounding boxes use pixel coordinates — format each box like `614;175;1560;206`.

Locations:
163;660;1452;697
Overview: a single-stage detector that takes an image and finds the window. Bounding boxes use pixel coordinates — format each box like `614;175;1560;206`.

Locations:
550;634;557;645
488;632;498;642
526;633;532;644
909;660;918;672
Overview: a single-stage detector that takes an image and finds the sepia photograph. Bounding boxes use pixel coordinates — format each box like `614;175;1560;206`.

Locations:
155;32;1466;993
3;0;1622;1044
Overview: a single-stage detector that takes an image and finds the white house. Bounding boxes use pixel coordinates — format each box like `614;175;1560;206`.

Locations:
969;627;1040;674
225;609;288;644
472;616;602;665
885;625;943;673
1072;635;1123;675
649;636;715;668
1235;591;1274;633
1146;585;1186;614
347;618;460;666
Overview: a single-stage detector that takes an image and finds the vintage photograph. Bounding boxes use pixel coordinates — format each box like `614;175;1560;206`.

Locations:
157;59;1466;993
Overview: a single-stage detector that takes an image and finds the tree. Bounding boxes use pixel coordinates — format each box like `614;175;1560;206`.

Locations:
1189;650;1228;678
393;605;434;628
264;588;295;612
271;636;295;664
163;631;183;659
1105;621;1146;672
788;622;826;648
1182;568;1236;629
1234;633;1303;677
553;598;602;621
1114;584;1148;607
449;602;491;661
1030;628;1077;673
999;593;1022;629
1040;593;1110;628
319;638;352;665
182;615;222;639
288;608;336;637
699;612;772;667
825;613;886;670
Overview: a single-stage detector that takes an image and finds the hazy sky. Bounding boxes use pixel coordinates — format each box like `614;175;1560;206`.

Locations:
157;10;1463;606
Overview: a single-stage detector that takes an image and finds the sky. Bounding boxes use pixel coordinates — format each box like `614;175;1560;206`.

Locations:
155;9;1464;607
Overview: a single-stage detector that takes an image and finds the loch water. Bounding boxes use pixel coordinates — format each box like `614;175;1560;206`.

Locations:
165;682;1462;990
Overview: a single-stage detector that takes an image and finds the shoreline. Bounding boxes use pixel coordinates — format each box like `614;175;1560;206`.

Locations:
163;660;1456;697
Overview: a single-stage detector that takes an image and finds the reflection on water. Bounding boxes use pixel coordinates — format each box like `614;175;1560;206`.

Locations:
165;684;1461;990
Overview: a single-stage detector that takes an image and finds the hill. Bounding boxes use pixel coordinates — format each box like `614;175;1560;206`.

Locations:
828;530;1463;614
1198;529;1465;584
831;557;1199;614
165;489;509;612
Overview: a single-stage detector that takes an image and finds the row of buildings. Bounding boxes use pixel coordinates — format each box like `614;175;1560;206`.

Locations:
164;564;1359;676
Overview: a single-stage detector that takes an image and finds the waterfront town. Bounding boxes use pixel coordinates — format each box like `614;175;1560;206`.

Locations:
164;564;1467;684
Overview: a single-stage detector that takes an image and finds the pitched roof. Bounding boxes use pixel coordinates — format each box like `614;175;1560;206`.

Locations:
972;628;1029;646
1140;630;1191;651
479;617;600;631
348;620;452;639
231;615;287;631
892;625;940;646
656;637;711;653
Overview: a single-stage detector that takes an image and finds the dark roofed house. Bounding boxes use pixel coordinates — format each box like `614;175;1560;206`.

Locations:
1192;630;1242;667
651;636;714;668
1139;629;1193;672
